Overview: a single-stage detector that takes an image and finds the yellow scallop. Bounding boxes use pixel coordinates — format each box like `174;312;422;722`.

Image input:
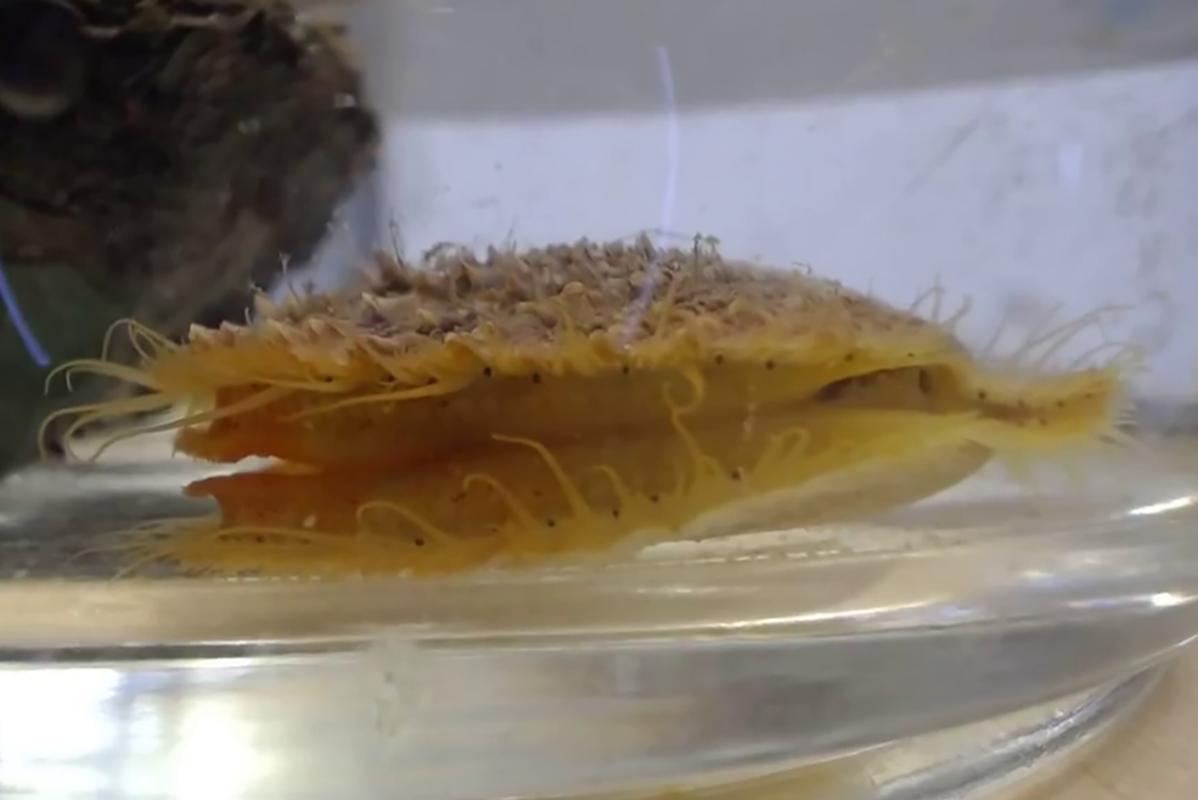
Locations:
44;236;1134;578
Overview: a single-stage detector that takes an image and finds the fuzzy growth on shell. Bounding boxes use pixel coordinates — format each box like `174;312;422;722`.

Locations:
45;236;1135;578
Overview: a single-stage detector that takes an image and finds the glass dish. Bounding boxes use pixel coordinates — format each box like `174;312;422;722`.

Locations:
0;427;1195;798
2;1;1197;798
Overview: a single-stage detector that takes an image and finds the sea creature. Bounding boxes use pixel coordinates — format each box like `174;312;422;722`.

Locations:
45;236;1133;578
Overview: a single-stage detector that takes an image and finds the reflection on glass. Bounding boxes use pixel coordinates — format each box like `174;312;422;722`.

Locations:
0;667;119;796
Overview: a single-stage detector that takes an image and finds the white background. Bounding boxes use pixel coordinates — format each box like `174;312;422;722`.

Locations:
305;0;1198;400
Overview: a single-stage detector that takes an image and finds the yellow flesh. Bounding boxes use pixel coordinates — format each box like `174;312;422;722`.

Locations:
120;353;1122;577
177;352;954;466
